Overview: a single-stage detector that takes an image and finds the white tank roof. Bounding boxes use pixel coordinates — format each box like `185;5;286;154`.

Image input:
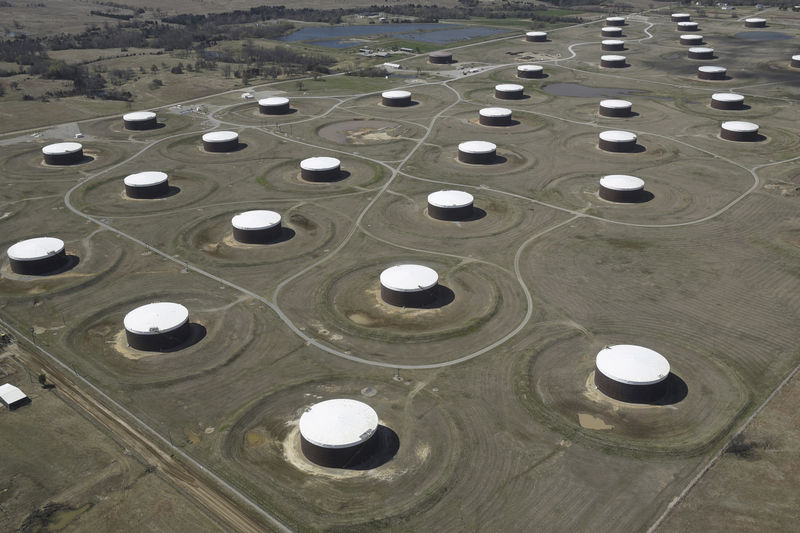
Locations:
599;130;636;143
458;140;497;154
600;174;644;191
680;34;703;40
600;99;632;109
722;121;758;133
602;39;625;45
517;64;543;71
124;171;168;188
42;142;82;155
299;399;379;449
606;17;625;22
300;156;341;172
699;65;726;73
526;31;547;37
596;344;670;385
428;190;474;208
672;12;690;17
124;302;189;335
793;55;800;61
745;17;766;23
202;131;238;143
601;26;621;32
380;264;438;292
7;237;65;261
689;47;714;53
712;93;744;102
495;83;524;92
601;55;626;62
479;107;512;118
231;210;281;230
677;21;698;27
0;383;27;405
382;90;411;99
258;96;289;106
123;111;156;122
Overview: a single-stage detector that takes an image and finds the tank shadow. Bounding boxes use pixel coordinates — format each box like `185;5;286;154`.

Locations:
160;323;207;353
36;254;80;276
416;284;456;309
651;373;688;405
346;426;400;470
463;207;487;221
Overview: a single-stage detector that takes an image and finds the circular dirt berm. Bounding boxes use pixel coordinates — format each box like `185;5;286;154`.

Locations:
517;332;748;453
222;378;457;522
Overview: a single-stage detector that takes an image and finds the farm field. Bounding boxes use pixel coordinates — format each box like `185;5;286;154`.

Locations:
1;7;800;532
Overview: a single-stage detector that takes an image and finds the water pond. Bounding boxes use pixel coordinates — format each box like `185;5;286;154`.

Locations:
733;31;793;41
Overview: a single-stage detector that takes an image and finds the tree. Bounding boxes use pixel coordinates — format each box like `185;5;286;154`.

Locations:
151;64;159;73
38;373;47;387
222;64;232;78
296;80;305;91
0;82;5;97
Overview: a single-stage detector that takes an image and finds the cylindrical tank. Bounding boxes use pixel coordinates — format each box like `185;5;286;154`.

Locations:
124;302;191;351
299;399;381;468
594;345;670;403
791;55;800;68
744;18;766;28
598;130;637;152
525;31;548;42
671;13;691;22
688;47;714;60
479;107;512;126
123;111;157;130
427;190;474;221
458;141;497;164
202;131;239;152
42;142;83;165
428;51;453;64
124;171;170;199
231;210;282;244
517;64;544;79
711;93;744;110
606;17;625;26
380;264;439;307
258;97;291;115
602;27;623;37
599;99;633;118
602;39;625;52
697;66;727;80
720;121;759;141
679;34;704;45
600;55;627;68
7;237;67;275
381;90;412;107
494;83;525;100
300;156;341;182
677;21;699;31
599;175;645;202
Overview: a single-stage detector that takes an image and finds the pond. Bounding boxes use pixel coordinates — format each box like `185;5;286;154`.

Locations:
280;23;507;48
542;83;648;98
733;31;793;41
